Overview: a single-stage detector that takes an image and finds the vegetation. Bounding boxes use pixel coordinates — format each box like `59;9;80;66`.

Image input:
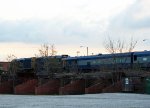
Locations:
104;36;137;54
36;43;57;57
35;43;62;78
103;36;138;82
6;54;17;62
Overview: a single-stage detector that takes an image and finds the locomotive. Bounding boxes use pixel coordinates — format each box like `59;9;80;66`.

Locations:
9;50;150;77
9;55;68;77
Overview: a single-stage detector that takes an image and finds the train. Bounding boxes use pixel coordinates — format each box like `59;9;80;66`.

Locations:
9;50;150;77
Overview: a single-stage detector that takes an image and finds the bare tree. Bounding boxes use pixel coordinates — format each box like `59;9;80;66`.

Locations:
37;43;57;57
7;59;21;88
104;37;116;54
117;39;125;53
6;54;17;62
103;36;138;83
49;44;57;56
35;43;60;78
104;37;126;54
38;44;49;57
5;54;17;81
104;36;137;54
128;37;137;52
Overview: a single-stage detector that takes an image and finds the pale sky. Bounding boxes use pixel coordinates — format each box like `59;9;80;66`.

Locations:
0;0;150;61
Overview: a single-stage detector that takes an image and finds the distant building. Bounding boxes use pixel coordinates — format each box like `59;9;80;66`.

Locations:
0;62;10;72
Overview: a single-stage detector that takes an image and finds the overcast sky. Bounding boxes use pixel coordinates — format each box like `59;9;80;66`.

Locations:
0;0;150;61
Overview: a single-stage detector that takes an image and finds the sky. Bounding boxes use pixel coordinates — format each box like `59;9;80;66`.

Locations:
0;0;150;61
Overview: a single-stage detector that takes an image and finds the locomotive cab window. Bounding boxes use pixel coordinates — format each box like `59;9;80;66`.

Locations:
134;55;137;61
87;62;91;66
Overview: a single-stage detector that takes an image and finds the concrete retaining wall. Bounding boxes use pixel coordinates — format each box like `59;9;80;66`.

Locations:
0;80;13;94
85;82;105;94
59;79;85;95
14;79;38;95
35;79;60;95
102;81;122;93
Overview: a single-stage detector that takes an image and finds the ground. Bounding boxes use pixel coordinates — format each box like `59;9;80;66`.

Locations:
0;93;150;108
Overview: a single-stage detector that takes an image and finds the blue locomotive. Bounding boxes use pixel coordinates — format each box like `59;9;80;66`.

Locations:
9;55;68;77
35;55;67;76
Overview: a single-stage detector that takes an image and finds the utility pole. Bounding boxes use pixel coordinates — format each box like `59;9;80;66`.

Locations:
80;46;88;56
76;51;80;56
86;47;88;56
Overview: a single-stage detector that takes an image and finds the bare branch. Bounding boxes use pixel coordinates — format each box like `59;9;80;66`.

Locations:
49;44;57;56
104;37;116;54
104;36;137;54
117;39;124;53
128;37;137;52
6;54;17;62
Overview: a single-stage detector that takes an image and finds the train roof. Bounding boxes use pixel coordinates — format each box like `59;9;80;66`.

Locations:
133;50;150;56
13;55;69;61
14;58;32;62
64;52;133;61
36;56;62;59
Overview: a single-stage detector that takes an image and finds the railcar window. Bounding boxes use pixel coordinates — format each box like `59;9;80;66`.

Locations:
134;55;137;61
87;62;91;66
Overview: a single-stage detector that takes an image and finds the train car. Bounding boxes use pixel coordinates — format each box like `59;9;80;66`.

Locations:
78;52;133;71
133;51;150;70
63;52;133;72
